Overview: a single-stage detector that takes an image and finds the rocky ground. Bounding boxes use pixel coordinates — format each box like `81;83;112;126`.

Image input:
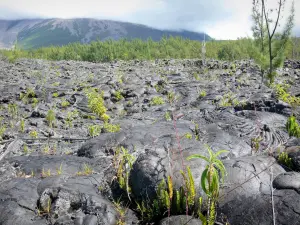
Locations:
0;57;300;225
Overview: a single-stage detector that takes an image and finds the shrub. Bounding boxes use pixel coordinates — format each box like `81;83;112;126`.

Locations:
85;88;109;122
286;115;300;138
88;124;101;137
46;109;56;128
103;123;121;133
278;152;293;169
150;96;165;106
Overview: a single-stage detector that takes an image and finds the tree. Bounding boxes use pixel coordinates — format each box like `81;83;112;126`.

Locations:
251;0;295;84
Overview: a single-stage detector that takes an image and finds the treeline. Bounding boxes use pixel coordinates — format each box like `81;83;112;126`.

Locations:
1;36;300;63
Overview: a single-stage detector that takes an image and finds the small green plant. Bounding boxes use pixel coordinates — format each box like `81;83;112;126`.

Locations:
46;109;56;128
56;163;63;175
184;132;193;139
167;91;176;103
61;99;70;108
8;103;18;119
88;124;101;137
187;145;228;225
85;88;109;122
115;90;124;101
37;198;51;216
251;136;263;152
23;144;30;154
52;92;59;98
199;90;207;98
113;199;128;225
286;115;300;138
103;123;121;133
52;82;60;87
150;96;165;106
164;111;171;121
76;163;93;176
31;98;39;107
113;146;136;200
0;124;6;141
43;145;50;154
65;110;78;129
29;130;38;138
135;166;198;222
20;88;36;104
278;152;293;169
193;72;200;81
41;168;51;178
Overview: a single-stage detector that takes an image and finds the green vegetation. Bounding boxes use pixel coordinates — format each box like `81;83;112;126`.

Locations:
199;90;207;98
187;145;228;225
286;115;300;138
20;118;25;133
150;96;165;106
278;152;293;169
61;99;70;108
114;90;124;101
29;130;38;138
2;35;300;65
52;92;59;98
184;133;193;139
251;0;295;83
65;110;78;129
20;88;36;104
88;124;101;137
113;146;136;199
76;163;93;176
164;111;171;121
31;98;39;107
8;103;18;119
273;83;300;107
0;123;6;141
46;109;56;128
85;88;109;122
103;123;121;133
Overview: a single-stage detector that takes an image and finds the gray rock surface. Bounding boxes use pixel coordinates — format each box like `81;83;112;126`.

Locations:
0;58;300;224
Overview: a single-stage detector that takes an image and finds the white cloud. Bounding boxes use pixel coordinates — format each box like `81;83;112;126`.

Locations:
0;0;299;39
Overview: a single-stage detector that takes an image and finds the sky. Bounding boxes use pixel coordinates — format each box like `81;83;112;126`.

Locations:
0;0;299;40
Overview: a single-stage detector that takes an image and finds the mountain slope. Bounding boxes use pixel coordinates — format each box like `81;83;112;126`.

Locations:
0;18;211;49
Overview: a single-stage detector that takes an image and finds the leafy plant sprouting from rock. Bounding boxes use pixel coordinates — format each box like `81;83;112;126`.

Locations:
20;118;25;133
46;109;56;128
113;146;136;200
286;115;300;138
187;145;228;225
8;103;18;119
150;96;165;106
273;83;300;108
135;167;198;223
88;124;101;137
103;123;121;133
20;87;36;104
76;163;93;176
29;130;38;138
0;121;6;141
85;88;110;122
278;151;293;169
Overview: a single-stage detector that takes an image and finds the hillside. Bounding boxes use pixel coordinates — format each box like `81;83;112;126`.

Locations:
0;18;211;49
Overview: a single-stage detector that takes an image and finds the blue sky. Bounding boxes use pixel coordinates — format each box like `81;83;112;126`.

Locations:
0;0;299;39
